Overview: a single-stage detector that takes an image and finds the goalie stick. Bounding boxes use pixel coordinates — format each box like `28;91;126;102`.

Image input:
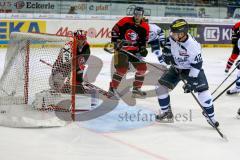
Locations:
39;59;117;99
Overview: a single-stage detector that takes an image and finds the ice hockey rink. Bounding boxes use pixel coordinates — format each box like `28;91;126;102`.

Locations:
0;47;239;160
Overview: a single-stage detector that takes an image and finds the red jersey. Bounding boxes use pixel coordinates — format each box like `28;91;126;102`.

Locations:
231;22;240;43
111;16;149;51
52;41;90;76
233;21;240;31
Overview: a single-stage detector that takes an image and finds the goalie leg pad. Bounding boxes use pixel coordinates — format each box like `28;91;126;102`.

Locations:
49;73;70;93
32;90;65;110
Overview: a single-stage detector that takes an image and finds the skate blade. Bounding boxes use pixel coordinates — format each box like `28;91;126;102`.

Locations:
155;119;174;123
236;114;240;119
132;93;146;99
108;95;120;100
226;91;240;95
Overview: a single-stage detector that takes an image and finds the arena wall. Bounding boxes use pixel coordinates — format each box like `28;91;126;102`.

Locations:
0;14;239;48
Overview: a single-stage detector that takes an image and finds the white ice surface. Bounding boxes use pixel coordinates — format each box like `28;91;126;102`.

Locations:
0;47;240;160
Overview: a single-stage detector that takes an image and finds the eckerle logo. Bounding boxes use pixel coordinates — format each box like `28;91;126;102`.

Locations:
14;1;25;9
26;2;54;9
204;27;220;41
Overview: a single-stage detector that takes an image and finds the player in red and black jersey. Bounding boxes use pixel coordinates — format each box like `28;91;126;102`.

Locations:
109;7;150;98
74;30;91;85
51;30;90;94
225;21;240;73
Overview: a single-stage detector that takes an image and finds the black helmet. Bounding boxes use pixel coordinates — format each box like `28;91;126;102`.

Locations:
133;7;144;16
170;19;189;33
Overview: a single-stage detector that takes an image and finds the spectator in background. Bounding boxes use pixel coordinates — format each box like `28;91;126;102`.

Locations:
198;8;206;17
68;6;77;14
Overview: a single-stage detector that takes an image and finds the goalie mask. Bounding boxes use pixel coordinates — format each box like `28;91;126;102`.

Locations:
74;30;87;41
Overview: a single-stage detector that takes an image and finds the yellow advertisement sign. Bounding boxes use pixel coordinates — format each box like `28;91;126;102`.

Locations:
0;20;46;46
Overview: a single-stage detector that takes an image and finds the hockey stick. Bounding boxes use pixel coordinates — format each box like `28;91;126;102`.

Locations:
120;49;168;72
213;76;240;102
104;42;167;73
103;42;114;54
211;63;240;95
182;79;227;139
170;65;227;139
104;41;138;54
40;59;53;67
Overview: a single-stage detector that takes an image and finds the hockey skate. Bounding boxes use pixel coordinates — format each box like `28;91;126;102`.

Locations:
132;87;147;98
76;83;86;94
155;107;174;123
108;87;120;100
237;108;240;119
226;87;240;95
202;111;219;128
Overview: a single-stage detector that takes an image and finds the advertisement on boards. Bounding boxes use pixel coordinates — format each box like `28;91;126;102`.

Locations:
0;19;234;48
0;20;46;46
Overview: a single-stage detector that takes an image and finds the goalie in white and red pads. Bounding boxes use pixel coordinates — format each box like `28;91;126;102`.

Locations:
51;30;90;94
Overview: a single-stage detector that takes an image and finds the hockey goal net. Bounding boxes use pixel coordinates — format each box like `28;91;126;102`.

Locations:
0;32;91;127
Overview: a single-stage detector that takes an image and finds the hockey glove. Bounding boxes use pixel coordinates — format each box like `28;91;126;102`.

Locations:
162;47;173;65
232;38;238;45
236;60;240;69
113;39;124;51
183;77;198;93
139;46;148;57
231;30;240;44
78;56;86;70
154;50;163;63
153;50;167;66
136;53;144;61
